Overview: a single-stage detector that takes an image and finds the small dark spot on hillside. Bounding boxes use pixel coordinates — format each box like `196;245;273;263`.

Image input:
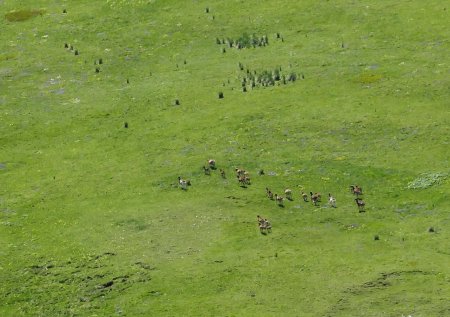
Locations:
149;290;162;296
98;280;114;289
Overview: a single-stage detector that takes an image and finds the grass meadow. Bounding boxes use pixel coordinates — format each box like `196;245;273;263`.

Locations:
1;0;449;316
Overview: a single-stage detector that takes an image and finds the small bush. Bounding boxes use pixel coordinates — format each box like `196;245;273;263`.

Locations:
218;92;224;99
407;172;447;189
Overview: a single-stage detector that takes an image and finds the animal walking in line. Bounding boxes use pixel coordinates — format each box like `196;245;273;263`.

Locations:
257;215;271;234
355;198;365;212
328;193;337;208
203;165;211;175
310;192;321;206
275;194;284;207
285;189;293;201
266;187;274;200
235;168;245;176
178;176;188;190
220;169;226;178
208;159;216;170
237;175;250;187
350;185;363;196
301;191;308;202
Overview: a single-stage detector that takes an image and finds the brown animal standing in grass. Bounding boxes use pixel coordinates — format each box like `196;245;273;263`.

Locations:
275;194;284;207
263;219;272;233
235;168;245;176
301;191;308;202
237;175;248;187
350;185;363;196
257;215;272;234
310;192;321;206
355;198;365;212
285;189;293;200
208;159;216;169
266;187;274;200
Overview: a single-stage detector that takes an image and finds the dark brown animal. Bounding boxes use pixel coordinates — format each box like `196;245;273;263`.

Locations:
266;187;274;200
355;198;365;212
310;192;321;206
350;185;363;196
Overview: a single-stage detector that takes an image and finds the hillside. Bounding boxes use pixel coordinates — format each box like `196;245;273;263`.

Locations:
1;0;449;316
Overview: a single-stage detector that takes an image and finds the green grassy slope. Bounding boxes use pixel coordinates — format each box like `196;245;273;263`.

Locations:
1;0;449;316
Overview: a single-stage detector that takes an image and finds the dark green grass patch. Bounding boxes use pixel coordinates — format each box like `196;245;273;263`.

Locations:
5;9;46;22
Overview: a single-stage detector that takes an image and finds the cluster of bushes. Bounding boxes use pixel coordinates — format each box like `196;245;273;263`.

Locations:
238;63;299;91
407;172;448;189
216;33;269;50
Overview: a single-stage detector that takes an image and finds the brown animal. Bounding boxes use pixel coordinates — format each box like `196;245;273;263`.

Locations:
350;185;363;196
237;175;247;187
257;215;272;234
220;169;226;178
355;198;365;212
301;191;308;202
275;194;284;207
310;192;321;206
285;189;293;200
266;187;274;200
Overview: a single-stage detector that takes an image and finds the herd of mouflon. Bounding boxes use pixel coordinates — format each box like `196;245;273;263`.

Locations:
178;160;366;234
